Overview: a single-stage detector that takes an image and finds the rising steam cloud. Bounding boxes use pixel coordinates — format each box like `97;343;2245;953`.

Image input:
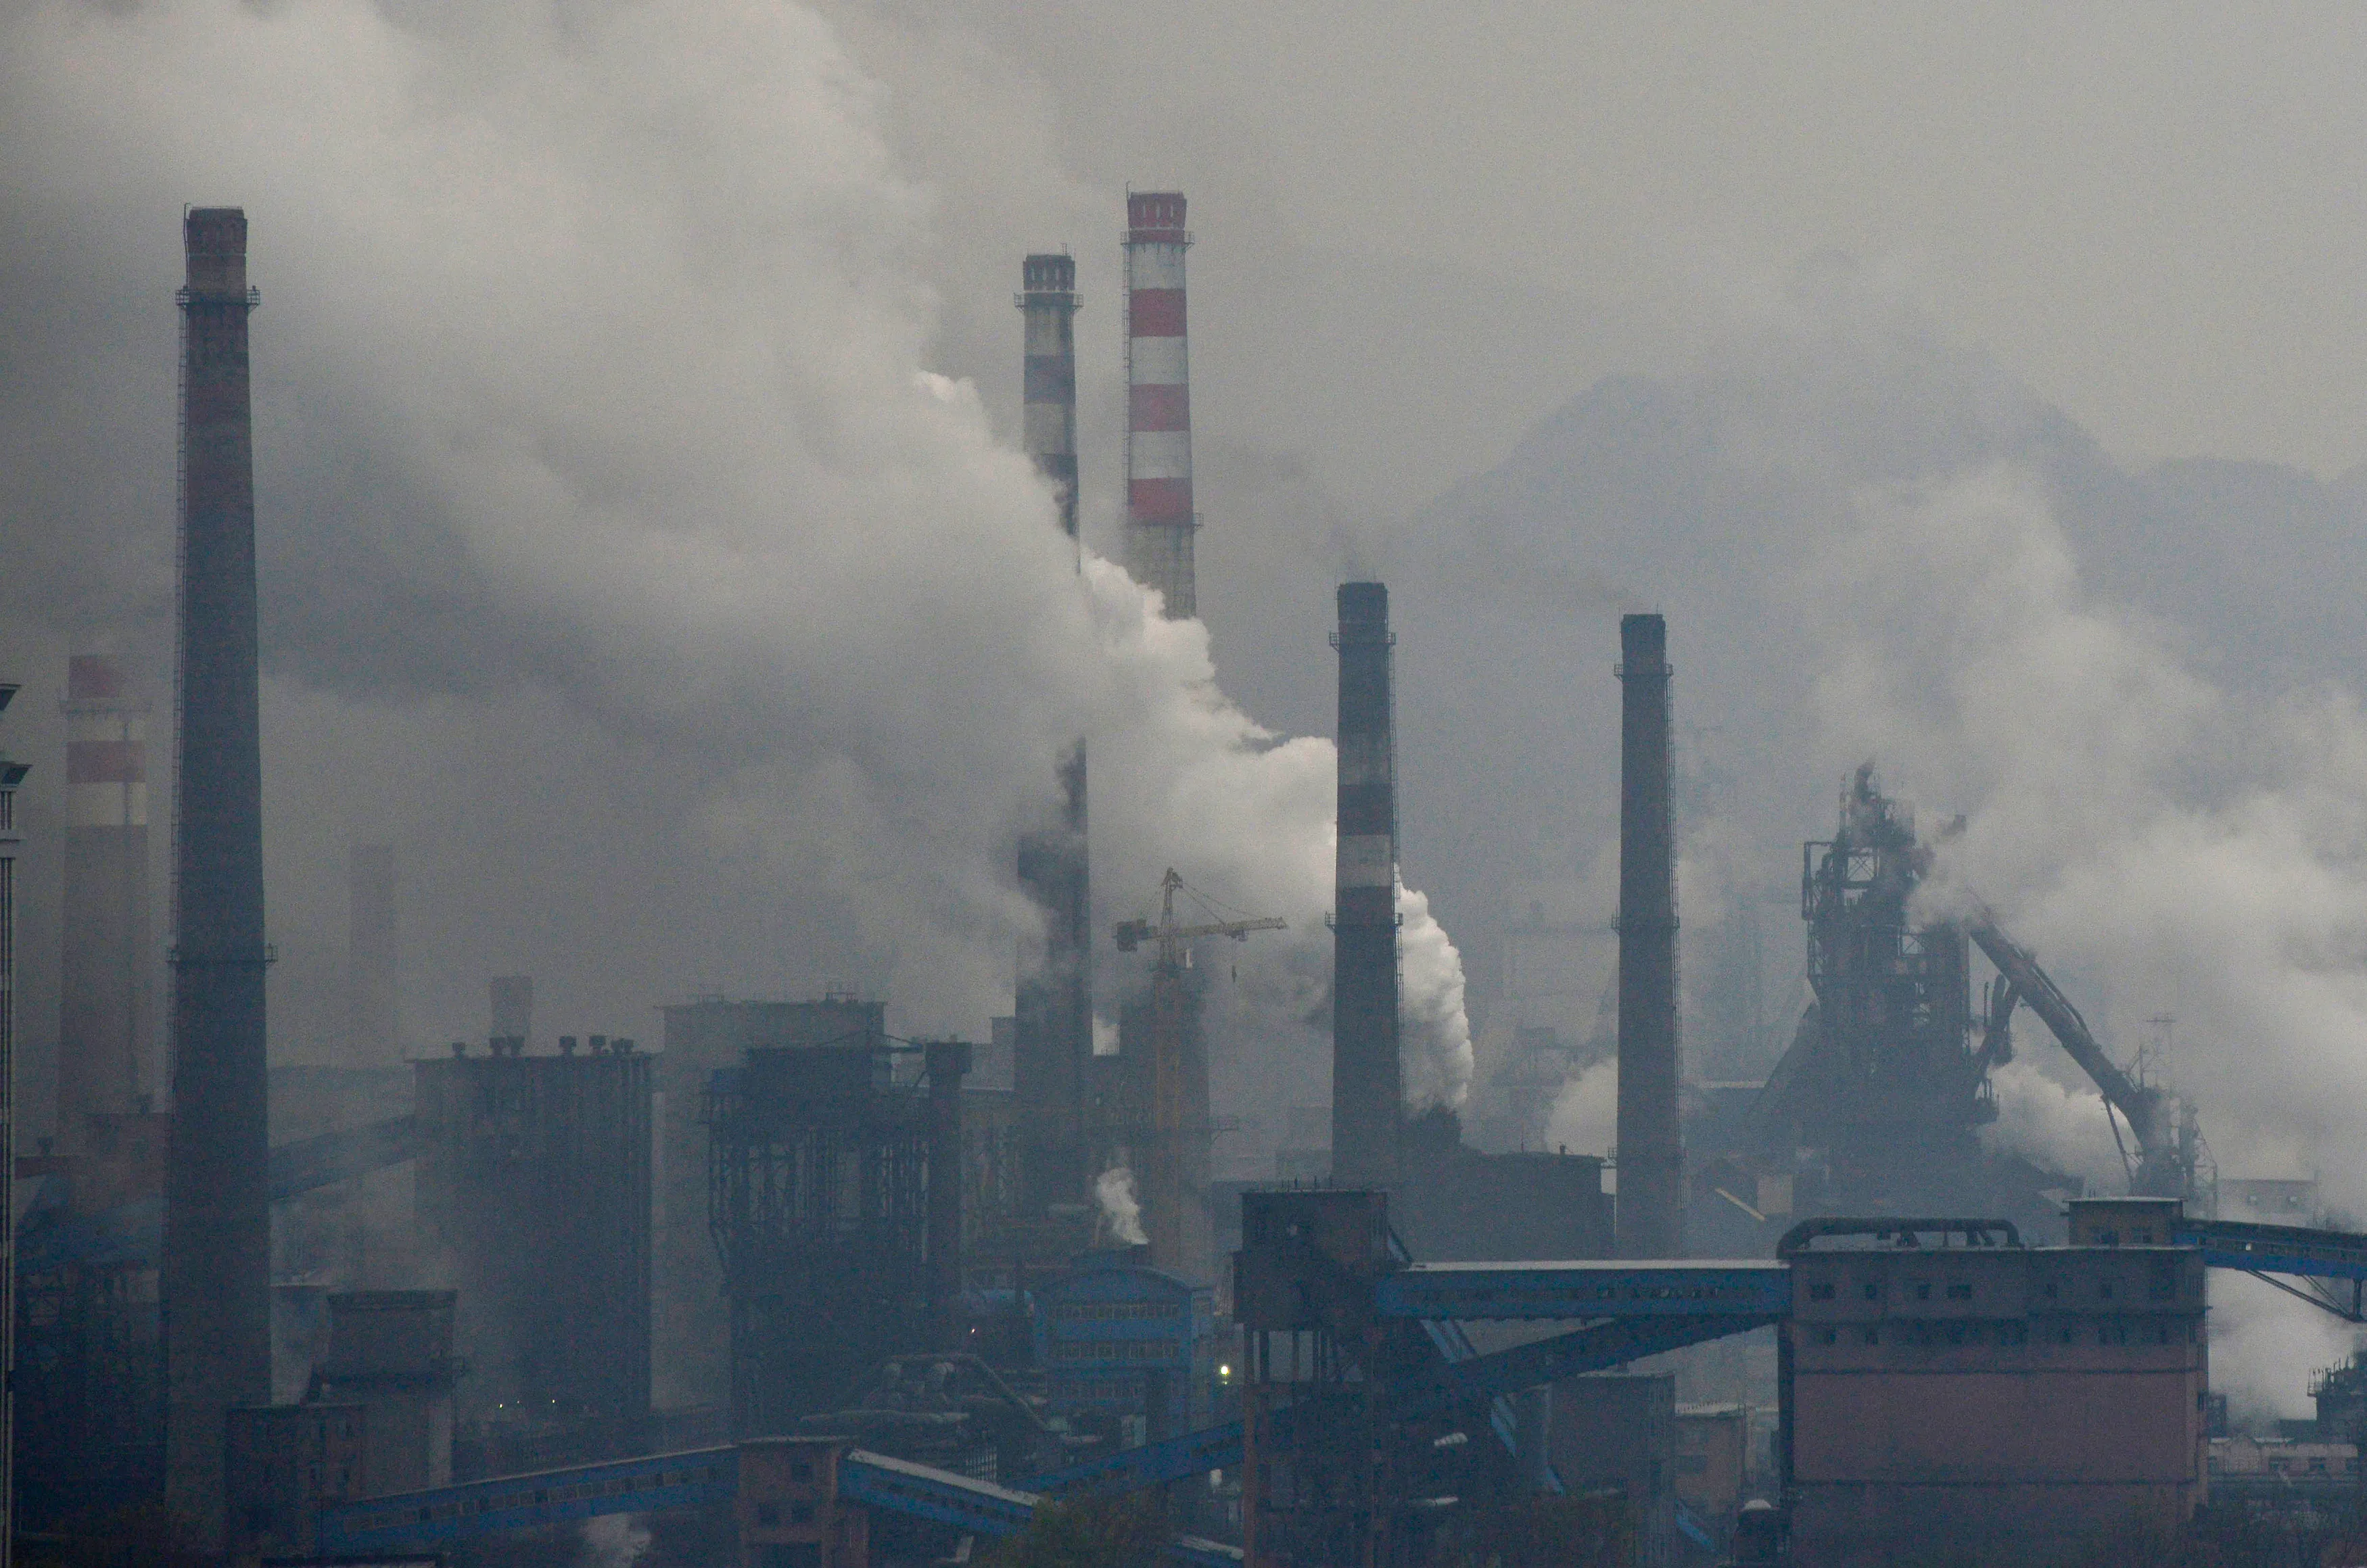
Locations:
0;0;1472;1097
1093;1165;1147;1247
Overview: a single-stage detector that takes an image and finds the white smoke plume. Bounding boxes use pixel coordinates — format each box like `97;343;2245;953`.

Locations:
0;1;1472;1090
1093;1164;1146;1247
1545;1057;1618;1165
578;1513;651;1568
1399;883;1474;1109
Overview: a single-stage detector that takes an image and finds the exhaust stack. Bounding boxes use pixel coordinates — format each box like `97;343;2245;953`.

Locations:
59;653;152;1141
1330;583;1401;1187
1014;254;1094;1215
1122;193;1196;619
1614;613;1683;1257
162;206;272;1542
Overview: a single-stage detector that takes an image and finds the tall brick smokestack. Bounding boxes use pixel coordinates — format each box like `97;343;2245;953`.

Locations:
1014;254;1093;1216
1614;613;1682;1258
58;654;152;1143
0;685;30;1566
162;207;271;1543
1122;193;1196;619
1331;583;1401;1187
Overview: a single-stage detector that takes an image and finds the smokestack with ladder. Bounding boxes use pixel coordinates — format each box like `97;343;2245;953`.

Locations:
1330;583;1401;1188
1014;254;1094;1218
162;207;272;1544
1122;193;1196;619
1614;613;1682;1257
0;684;30;1565
59;654;153;1144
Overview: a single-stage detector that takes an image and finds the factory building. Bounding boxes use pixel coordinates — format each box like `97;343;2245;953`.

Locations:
302;1290;458;1496
706;1037;968;1437
1392;1112;1612;1263
412;1030;653;1442
222;1401;365;1561
1783;1209;2208;1565
655;995;886;1411
1033;1246;1215;1446
1551;1375;1679;1565
161;206;274;1546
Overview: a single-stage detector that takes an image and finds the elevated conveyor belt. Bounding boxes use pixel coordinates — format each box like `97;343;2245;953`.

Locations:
2174;1216;2367;1281
317;1444;1242;1564
2174;1215;2367;1319
1374;1260;1792;1321
27;1116;423;1270
317;1445;738;1554
270;1112;419;1200
1023;1304;1783;1497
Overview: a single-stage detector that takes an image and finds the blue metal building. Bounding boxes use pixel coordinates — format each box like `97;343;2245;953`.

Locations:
1034;1248;1213;1444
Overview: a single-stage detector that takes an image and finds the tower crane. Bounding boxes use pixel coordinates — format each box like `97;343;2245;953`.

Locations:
1114;869;1284;1279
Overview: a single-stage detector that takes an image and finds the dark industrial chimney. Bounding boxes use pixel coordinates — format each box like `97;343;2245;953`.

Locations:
1331;583;1401;1187
1614;613;1682;1257
59;654;153;1143
161;207;271;1543
1014;253;1093;1217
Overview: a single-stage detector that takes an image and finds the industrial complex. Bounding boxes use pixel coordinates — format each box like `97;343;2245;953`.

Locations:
5;195;2366;1568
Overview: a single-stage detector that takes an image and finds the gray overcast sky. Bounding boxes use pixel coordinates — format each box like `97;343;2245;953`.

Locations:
10;0;2367;1241
866;1;2367;506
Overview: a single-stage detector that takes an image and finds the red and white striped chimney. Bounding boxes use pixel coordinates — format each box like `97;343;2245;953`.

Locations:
60;652;151;1143
1123;191;1196;619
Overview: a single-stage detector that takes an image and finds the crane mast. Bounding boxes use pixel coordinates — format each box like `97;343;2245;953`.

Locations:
1114;870;1284;1279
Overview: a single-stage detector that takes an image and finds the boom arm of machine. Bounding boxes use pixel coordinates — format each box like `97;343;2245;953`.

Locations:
1963;910;2169;1170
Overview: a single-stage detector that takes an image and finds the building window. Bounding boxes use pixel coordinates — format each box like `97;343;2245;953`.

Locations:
1815;1327;1837;1346
2100;1282;2114;1300
1861;1327;1879;1346
1915;1283;1932;1302
1809;1281;1836;1301
1863;1282;1880;1302
1946;1283;1973;1301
